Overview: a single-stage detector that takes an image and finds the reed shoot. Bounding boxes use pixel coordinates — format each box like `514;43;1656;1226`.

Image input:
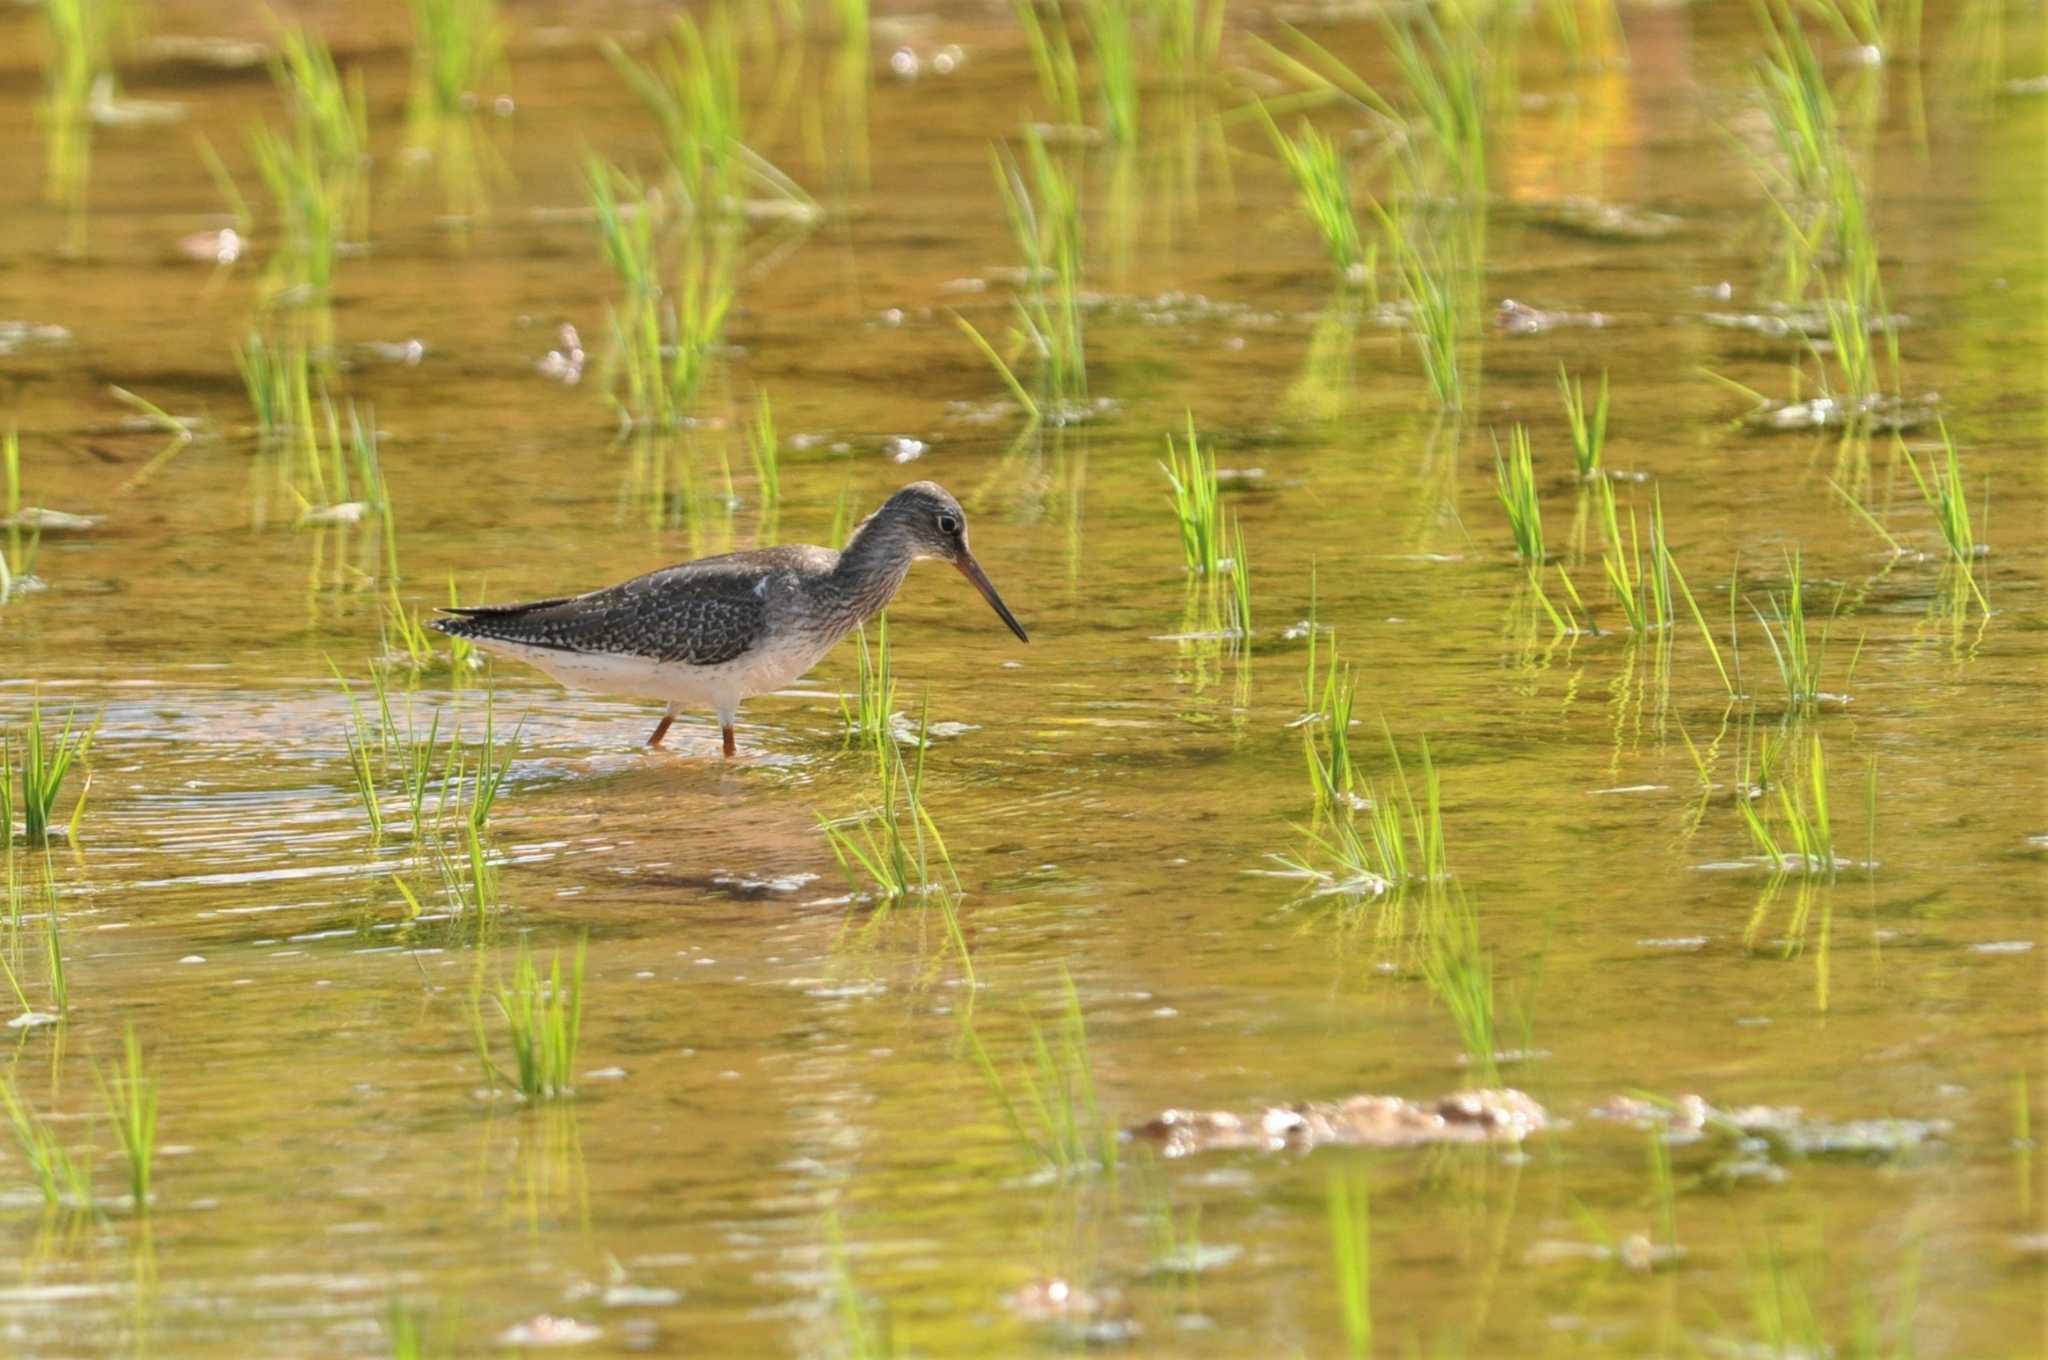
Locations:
1260;107;1368;281
1420;888;1498;1082
2;426;36;604
97;1023;158;1209
234;331;315;443
1302;635;1358;818
407;0;505;123
747;390;781;516
990;136;1086;413
1739;729;1841;878
1559;366;1609;479
0;1076;94;1210
1494;425;1545;562
1288;719;1448;898
11;698;93;846
964;970;1116;1178
245;25;368;299
1083;0;1142;143
837;616;895;756
1161;413;1223;576
1013;0;1085;129
1327;1170;1372;1358
1228;514;1253;645
822;701;955;900
472;937;587;1100
1751;553;1856;713
1903;422;1989;607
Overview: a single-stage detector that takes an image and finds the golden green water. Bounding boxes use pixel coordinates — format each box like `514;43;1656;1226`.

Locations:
1;1;2045;1355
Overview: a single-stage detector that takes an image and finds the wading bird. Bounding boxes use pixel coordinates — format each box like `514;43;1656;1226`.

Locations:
433;482;1028;756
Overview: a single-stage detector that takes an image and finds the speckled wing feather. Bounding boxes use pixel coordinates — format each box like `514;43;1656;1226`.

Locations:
435;558;771;667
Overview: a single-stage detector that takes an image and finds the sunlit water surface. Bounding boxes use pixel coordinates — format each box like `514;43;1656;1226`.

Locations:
0;1;2044;1355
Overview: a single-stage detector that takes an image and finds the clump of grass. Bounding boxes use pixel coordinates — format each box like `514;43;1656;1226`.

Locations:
1903;421;1989;608
0;1076;94;1211
471;937;587;1101
1493;426;1545;562
1327;1169;1372;1358
97;1023;157;1210
822;701;956;901
585;154;739;429
985;135;1086;416
606;9;813;220
407;0;505;123
1747;1;1899;407
1083;0;1142;143
836;616;895;755
461;702;520;834
1559;366;1609;479
1301;628;1357;817
39;0;134;251
1161;414;1223;577
1259;106;1369;282
1014;0;1086;129
1371;199;1464;409
1420;888;1497;1083
237;24;368;301
1751;552;1859;713
6;699;94;847
964;970;1116;1178
1738;728;1841;879
234;331;315;443
1285;708;1448;900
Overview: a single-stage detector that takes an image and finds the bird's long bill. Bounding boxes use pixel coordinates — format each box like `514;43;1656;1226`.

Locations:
955;552;1030;643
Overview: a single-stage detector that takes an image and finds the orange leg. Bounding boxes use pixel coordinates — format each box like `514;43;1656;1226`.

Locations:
721;724;736;758
647;713;675;748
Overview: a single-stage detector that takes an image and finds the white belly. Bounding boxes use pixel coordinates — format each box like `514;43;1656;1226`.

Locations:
471;634;842;723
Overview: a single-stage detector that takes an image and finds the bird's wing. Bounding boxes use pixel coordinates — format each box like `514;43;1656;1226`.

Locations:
436;561;769;667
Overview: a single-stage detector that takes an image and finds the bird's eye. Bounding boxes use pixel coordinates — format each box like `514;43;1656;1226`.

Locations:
936;514;961;535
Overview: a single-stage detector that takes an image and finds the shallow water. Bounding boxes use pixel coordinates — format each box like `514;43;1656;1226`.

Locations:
1;1;2045;1355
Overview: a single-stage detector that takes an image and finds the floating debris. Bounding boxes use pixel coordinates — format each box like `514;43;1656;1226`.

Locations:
351;339;427;367
538;325;586;385
0;508;100;532
1589;1093;1949;1159
1495;299;1611;336
89;76;185;128
1743;394;1936;433
1705;305;1907;339
0;321;72;356
1525;198;1684;241
1128;1089;1548;1158
883;435;927;463
176;228;242;264
298;502;369;527
1004;1279;1137;1345
1525;1233;1684;1272
137;35;269;68
497;1315;602;1347
7;1011;60;1032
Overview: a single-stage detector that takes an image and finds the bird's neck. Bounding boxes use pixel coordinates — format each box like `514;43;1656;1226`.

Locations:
831;516;916;622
